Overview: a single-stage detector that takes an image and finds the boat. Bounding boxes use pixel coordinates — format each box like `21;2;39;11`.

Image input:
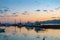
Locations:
43;37;45;40
0;28;5;33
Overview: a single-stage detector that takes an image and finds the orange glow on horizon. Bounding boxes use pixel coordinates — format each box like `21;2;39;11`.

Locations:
0;10;60;22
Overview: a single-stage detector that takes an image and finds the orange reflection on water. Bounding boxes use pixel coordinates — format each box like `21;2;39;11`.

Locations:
3;26;60;38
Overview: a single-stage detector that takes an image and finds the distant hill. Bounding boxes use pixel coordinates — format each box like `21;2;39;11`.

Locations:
41;19;60;24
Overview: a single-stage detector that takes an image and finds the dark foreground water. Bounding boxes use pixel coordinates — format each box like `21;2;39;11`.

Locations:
0;26;60;40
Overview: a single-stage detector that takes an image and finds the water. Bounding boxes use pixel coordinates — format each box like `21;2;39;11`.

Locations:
0;26;60;40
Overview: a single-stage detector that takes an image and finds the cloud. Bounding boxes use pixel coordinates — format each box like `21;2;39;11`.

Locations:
52;17;56;18
52;17;60;18
49;10;54;12
0;10;3;13
43;10;47;12
0;14;5;17
0;6;18;17
12;15;18;17
4;8;9;12
0;7;10;14
12;12;18;17
22;11;28;15
35;9;40;12
0;15;4;17
12;13;16;15
55;7;60;10
0;14;18;17
5;15;18;17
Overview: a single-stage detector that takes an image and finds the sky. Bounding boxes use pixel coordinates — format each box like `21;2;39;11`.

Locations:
0;0;60;22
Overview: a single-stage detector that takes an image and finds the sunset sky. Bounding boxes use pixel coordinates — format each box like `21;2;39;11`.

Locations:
0;0;60;22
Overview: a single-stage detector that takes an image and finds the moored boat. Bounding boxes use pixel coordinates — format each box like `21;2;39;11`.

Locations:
0;28;5;33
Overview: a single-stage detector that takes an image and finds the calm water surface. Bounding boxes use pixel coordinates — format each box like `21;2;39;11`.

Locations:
0;26;60;40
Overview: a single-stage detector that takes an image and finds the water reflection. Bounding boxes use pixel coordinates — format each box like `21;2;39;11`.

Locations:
0;26;60;40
